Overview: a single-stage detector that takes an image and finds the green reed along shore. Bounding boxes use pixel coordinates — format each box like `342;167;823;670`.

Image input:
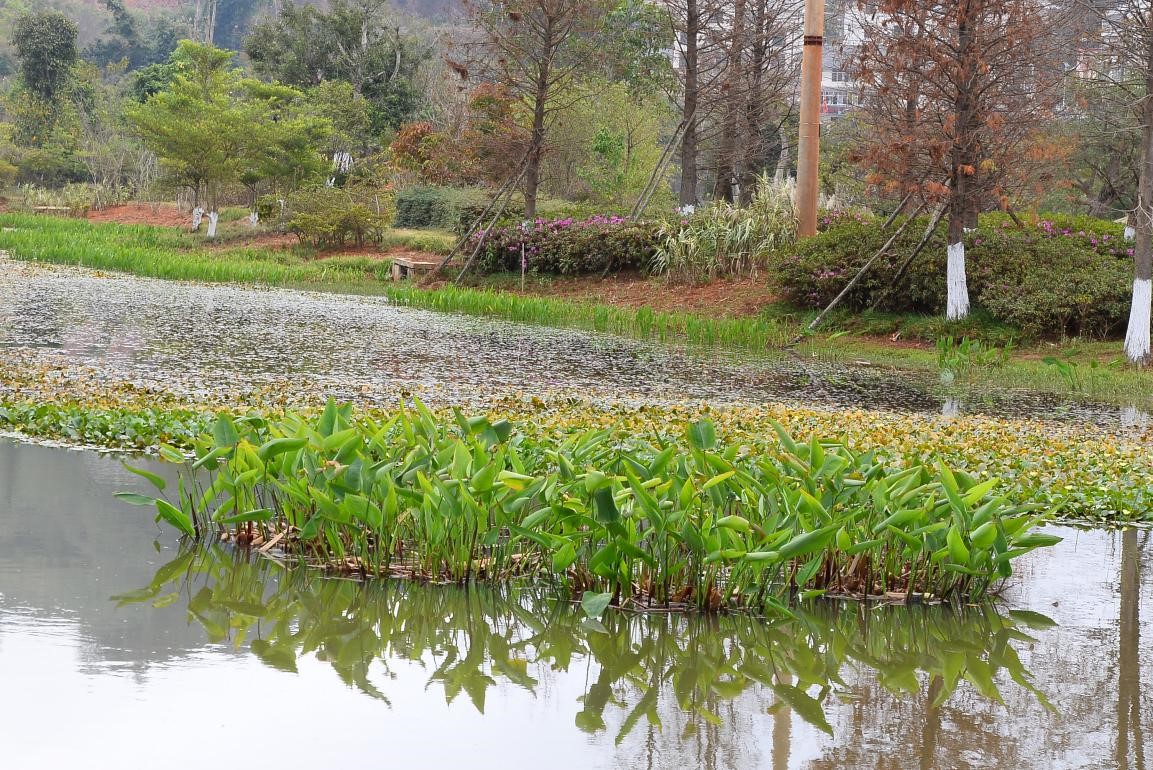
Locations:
120;399;1062;613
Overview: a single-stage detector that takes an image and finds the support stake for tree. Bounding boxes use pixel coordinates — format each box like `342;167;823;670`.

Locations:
870;201;947;311
423;149;533;283
800;200;927;338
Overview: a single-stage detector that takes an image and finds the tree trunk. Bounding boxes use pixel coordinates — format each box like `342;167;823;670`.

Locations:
524;91;547;220
1125;21;1153;363
713;0;747;205
523;18;554;221
679;0;700;209
1115;526;1140;768
774;123;789;181
739;0;768;205
946;0;975;321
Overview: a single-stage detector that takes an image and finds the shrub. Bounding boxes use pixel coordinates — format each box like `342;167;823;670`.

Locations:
473;215;662;275
533;197;629;222
775;214;1133;338
285;185;394;248
652;178;798;282
393;186;506;233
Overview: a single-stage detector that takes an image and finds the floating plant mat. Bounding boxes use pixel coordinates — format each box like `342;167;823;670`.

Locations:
0;257;1148;426
1;365;1149;522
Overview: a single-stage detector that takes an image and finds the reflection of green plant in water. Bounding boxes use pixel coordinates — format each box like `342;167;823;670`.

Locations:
115;546;1053;738
124;399;1060;609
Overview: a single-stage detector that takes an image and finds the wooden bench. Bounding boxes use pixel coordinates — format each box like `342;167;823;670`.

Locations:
391;255;453;281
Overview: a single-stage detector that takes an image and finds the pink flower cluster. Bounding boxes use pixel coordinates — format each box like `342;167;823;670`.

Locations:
1032;219;1129;258
517;214;630;232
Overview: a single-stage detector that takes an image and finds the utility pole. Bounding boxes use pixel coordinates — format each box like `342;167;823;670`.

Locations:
795;0;825;236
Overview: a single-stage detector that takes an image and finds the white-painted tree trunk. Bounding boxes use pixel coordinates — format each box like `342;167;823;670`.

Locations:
1125;225;1136;241
249;211;259;227
191;207;204;232
941;397;960;418
1124;277;1151;363
206;211;219;238
327;151;353;186
946;241;970;320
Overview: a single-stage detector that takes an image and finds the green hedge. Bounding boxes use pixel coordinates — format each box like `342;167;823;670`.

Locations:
776;215;1133;338
394;186;506;233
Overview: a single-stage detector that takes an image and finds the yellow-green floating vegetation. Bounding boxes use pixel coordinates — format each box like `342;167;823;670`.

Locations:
121;399;1062;612
1;350;1149;523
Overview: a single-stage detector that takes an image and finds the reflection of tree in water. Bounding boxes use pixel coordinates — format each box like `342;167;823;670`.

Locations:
124;545;1052;766
1116;527;1147;770
810;529;1153;770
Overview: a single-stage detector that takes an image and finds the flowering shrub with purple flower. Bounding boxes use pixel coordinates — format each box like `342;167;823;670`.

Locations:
817;209;872;231
472;215;663;275
776;215;1132;338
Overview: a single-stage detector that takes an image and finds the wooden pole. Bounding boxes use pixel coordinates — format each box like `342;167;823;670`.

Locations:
795;0;825;237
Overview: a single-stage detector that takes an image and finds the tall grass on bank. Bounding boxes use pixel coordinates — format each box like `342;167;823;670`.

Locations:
123;399;1061;612
384;283;792;349
0;213;391;285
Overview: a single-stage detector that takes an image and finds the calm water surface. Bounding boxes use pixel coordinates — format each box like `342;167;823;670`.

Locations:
0;259;1143;428
0;440;1149;769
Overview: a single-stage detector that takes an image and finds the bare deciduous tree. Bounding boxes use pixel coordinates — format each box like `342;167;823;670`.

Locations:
1077;0;1153;361
464;0;614;218
853;0;1065;319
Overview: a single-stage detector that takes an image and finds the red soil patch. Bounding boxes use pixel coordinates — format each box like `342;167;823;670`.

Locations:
213;232;299;250
513;274;778;318
87;202;189;228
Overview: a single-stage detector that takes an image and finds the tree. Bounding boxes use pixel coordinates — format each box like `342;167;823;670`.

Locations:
854;0;1065;320
76;61;158;205
128;41;330;234
664;0;724;207
708;0;799;205
245;0;431;137
541;79;674;204
463;0;615;219
84;0;185;70
12;11;78;104
1077;0;1153;362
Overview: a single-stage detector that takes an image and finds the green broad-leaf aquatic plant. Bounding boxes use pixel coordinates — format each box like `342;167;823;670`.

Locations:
121;398;1062;612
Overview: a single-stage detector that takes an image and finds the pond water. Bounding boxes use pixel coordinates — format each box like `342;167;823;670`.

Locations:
0;259;1143;429
1;439;1149;769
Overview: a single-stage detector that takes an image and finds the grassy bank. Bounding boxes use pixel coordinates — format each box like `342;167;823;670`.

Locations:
2;213;1150;406
385;283;794;348
0;213;795;350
